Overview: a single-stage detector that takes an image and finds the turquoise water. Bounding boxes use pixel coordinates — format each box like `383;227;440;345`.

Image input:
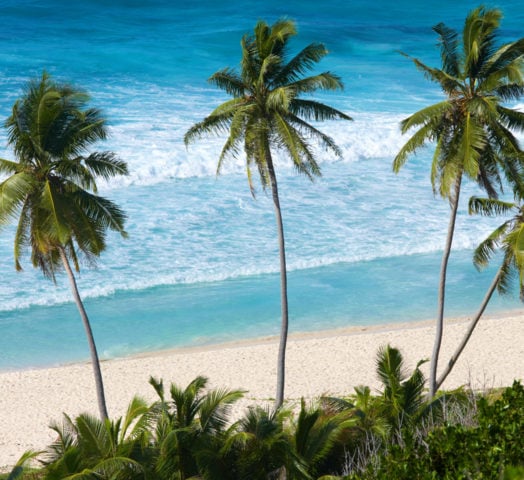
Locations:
0;0;523;370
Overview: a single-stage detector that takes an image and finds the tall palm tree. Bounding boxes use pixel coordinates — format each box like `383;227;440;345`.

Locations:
184;19;351;408
392;6;524;398
0;73;129;420
436;195;524;390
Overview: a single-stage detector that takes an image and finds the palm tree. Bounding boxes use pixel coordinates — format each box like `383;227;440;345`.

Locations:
41;396;151;480
148;375;244;479
436;196;524;390
374;345;429;432
0;73;129;420
289;398;356;479
392;6;524;398
224;405;301;479
184;19;351;408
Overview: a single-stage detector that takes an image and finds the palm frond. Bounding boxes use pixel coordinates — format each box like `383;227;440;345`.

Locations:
288;72;344;94
7;450;42;480
149;375;165;400
53;109;108;158
497;105;524;132
83;152;129;180
284;111;343;158
184;99;244;146
401;362;427;417
273;113;319;180
399;101;451;133
267;86;294;112
401;52;461;93
473;221;511;270
293;399;345;472
208;69;246;97
496;252;514;295
462;6;500;76
120;395;150;441
433;22;460;77
458;113;484;179
258;53;282;85
0;158;23;175
0;173;33;227
484;37;524;77
376;345;406;392
70;188;127;237
54;158;98;192
216;106;254;175
393;122;435;173
240;35;259;87
13;201;33;272
41;179;73;245
74;413;106;458
289;98;351;122
468;196;515;216
90;456;144;479
276;42;328;85
199;388;244;434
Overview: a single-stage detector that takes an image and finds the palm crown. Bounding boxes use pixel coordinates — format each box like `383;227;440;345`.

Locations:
184;19;351;192
0;73;128;280
393;6;524;198
469;196;524;298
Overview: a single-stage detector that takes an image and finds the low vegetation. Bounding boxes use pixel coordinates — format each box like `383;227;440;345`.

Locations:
4;346;523;479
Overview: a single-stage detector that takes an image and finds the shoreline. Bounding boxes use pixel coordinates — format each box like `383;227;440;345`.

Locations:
4;307;523;375
1;312;523;471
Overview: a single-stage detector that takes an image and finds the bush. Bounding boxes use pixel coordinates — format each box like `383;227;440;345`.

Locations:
345;381;524;479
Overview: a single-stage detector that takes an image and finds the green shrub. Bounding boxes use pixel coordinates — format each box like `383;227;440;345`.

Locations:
345;381;524;479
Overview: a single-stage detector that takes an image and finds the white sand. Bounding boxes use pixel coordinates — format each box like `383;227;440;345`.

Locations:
1;313;523;471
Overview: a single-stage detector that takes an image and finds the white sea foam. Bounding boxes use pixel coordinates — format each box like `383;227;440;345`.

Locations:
0;87;519;314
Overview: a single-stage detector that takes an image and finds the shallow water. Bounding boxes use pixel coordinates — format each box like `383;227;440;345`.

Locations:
0;0;523;370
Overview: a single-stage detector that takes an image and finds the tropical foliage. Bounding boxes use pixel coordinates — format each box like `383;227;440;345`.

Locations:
343;381;524;479
184;18;352;408
3;5;524;479
7;350;523;480
392;6;524;397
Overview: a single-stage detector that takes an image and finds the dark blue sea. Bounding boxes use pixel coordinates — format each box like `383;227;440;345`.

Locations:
1;0;523;370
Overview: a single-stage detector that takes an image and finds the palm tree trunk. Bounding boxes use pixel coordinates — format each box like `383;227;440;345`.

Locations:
435;266;502;391
58;246;109;420
429;174;462;399
266;151;289;410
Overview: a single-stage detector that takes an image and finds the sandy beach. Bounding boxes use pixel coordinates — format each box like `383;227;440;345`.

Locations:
1;312;523;471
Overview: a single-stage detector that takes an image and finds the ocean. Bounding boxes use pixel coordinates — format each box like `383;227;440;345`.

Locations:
0;0;523;371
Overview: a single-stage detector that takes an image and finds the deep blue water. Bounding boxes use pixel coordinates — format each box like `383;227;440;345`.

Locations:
0;0;523;370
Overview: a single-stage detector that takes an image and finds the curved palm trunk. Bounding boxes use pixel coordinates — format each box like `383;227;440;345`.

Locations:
429;175;462;399
58;246;109;420
266;152;289;410
436;266;502;391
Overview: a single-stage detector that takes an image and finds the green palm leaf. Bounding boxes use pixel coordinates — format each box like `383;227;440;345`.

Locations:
433;22;460;76
0;172;33;226
276;42;329;84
